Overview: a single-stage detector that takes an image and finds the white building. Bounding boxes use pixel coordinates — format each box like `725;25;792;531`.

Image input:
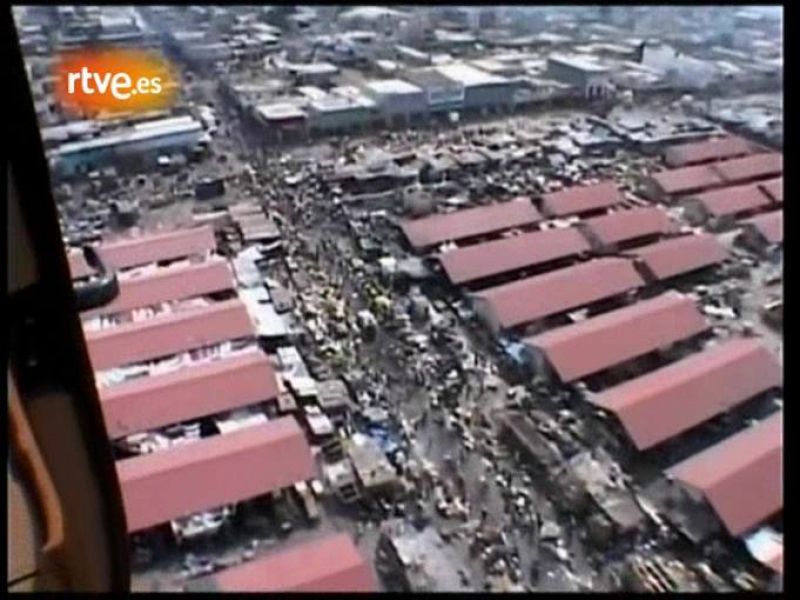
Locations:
362;79;427;125
546;54;615;98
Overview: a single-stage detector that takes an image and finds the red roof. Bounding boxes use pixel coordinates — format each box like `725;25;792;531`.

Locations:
741;211;783;244
668;411;782;537
83;259;234;319
438;227;590;285
117;417;315;532
581;207;674;247
628;233;729;281
767;547;784;575
97;227;216;270
590;338;782;450
525;292;708;383
689;182;772;218
759;177;783;203
767;547;783;575
100;350;280;439
664;136;754;167
711;153;783;184
650;165;723;197
540;181;624;217
67;249;94;279
400;200;542;250
475;258;644;330
85;299;255;371
210;533;376;592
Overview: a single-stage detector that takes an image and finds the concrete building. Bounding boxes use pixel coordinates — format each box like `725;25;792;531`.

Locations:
255;102;309;143
307;94;376;136
362;79;427;127
434;63;516;113
547;54;615;99
287;62;340;86
403;68;465;115
168;31;233;68
338;6;410;33
50;117;205;177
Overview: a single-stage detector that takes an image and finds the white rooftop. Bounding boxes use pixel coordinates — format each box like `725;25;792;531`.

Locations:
340;6;408;21
434;62;508;87
289;62;339;75
54;118;203;156
256;102;307;121
310;95;361;112
364;79;423;96
549;53;612;74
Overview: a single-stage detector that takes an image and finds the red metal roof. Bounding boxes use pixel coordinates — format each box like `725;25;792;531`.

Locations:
539;181;624;217
741;211;783;245
400;200;542;250
475;258;644;330
667;411;782;537
526;292;708;383
628;233;729;281
711;153;783;184
664;136;754;167
211;533;376;592
83;259;235;319
97;227;216;270
438;227;590;285
768;547;784;575
581;207;674;247
85;299;255;371
117;417;315;532
759;177;783;203
650;165;723;197
689;182;772;218
100;350;280;439
590;338;782;450
67;249;95;279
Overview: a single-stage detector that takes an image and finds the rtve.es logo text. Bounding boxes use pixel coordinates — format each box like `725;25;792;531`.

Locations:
54;49;178;117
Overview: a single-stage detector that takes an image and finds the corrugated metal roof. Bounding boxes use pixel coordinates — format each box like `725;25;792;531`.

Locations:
581;207;674;246
767;546;784;575
401;200;542;250
664;136;754;167
667;411;782;537
475;257;644;329
526;292;708;382
539;181;624;217
628;233;729;281
208;533;376;592
100;350;280;439
650;165;723;197
590;338;782;450
117;417;315;532
438;227;590;285
759;177;783;203
97;227;216;270
689;182;772;218
85;299;255;371
82;258;234;319
745;528;784;575
711;153;783;184
741;210;782;244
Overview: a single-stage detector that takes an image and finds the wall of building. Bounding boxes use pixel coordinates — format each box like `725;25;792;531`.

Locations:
463;82;516;112
52;130;204;177
369;90;428;118
547;60;590;89
309;106;374;133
